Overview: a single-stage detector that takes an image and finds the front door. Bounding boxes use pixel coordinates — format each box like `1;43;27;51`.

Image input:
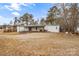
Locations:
29;27;32;31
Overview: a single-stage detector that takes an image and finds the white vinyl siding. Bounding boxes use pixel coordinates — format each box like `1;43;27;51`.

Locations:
44;25;60;32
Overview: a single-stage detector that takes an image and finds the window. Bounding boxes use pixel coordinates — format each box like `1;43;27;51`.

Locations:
56;27;57;29
36;27;37;30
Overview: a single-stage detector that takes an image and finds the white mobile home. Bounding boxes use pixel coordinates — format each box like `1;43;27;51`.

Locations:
44;25;60;32
75;25;79;34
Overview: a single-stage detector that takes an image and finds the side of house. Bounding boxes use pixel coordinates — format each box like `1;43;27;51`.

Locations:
2;25;17;32
44;25;60;32
17;25;45;32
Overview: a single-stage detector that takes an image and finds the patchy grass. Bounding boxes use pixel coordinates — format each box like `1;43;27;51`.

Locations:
0;32;79;56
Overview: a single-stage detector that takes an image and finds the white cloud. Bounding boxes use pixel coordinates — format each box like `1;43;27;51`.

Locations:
0;16;12;25
19;3;36;7
31;3;36;6
20;3;28;6
0;16;3;18
4;5;13;11
10;3;21;11
4;3;36;11
12;12;20;16
4;3;21;11
24;3;36;9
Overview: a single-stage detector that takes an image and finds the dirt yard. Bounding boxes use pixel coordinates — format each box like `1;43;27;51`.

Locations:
0;32;79;56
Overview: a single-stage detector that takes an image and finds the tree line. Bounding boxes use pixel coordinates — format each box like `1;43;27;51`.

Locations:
9;3;79;33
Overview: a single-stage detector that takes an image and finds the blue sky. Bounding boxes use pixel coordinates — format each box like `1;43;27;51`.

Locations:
0;3;54;25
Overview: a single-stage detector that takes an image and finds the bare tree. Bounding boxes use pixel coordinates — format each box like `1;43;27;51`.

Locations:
59;3;79;33
69;3;78;33
40;18;46;25
14;17;18;25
